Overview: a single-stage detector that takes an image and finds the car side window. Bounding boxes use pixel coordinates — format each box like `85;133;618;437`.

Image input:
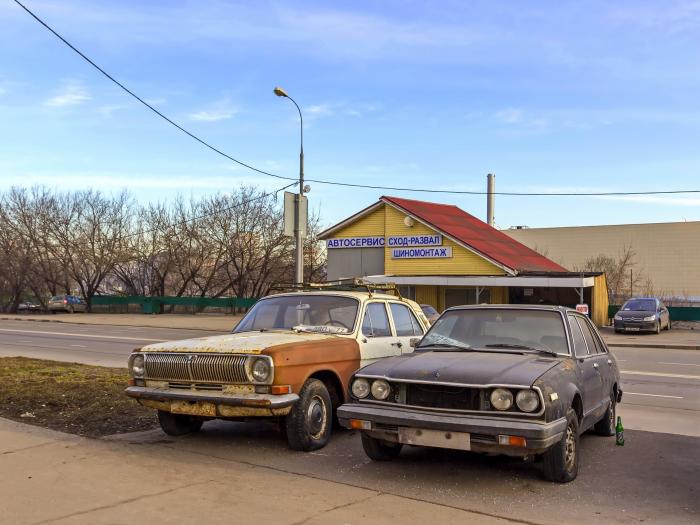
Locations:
389;303;424;336
362;303;392;337
568;315;589;357
582;317;607;354
576;317;600;355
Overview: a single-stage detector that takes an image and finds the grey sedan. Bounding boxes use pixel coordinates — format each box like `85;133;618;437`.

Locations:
338;305;621;483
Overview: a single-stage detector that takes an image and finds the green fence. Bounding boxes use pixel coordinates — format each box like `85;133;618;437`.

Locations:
91;295;257;314
608;305;700;322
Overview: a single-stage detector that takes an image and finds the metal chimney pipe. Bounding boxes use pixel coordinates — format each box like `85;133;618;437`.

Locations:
487;173;495;227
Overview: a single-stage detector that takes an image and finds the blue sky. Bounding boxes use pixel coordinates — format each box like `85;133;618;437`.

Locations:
1;0;699;229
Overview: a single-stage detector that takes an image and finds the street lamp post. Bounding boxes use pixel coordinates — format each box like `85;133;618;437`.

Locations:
274;86;305;285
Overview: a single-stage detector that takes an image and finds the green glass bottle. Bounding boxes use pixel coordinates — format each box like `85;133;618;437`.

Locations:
615;416;624;446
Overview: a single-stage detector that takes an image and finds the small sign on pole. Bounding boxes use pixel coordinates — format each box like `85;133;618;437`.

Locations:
575;304;589;316
283;191;307;238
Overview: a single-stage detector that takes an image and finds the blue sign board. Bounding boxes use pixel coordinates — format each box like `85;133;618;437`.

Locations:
387;235;442;247
391;247;452;259
326;237;385;249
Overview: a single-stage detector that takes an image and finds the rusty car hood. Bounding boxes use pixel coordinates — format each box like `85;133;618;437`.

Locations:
358;350;562;386
140;330;338;354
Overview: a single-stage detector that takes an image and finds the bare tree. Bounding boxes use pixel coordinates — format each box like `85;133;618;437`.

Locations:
576;246;647;303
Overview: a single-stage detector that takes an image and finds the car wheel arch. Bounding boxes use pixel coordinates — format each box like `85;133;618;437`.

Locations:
571;393;583;424
308;369;345;407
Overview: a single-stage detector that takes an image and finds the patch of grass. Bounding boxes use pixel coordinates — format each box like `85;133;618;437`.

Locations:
0;357;158;437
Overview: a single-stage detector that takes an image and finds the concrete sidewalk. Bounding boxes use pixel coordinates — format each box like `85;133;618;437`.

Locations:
0;418;513;525
599;325;700;350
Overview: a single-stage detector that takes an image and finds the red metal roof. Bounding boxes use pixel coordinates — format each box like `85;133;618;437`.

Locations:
382;196;568;274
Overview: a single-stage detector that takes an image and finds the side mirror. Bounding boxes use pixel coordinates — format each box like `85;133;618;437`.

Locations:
409;337;421;348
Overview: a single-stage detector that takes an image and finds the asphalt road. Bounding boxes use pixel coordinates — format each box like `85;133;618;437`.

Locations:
1;319;698;524
1;319;698;437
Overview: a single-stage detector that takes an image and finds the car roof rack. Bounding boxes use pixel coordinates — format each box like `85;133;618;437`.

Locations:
269;278;403;299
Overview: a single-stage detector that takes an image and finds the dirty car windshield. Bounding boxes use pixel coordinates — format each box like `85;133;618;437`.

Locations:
418;309;569;355
622;299;656;311
234;295;359;334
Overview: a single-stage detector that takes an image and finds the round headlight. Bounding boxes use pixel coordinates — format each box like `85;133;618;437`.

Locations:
251;358;271;383
131;354;144;377
490;388;513;411
516;389;540;412
351;378;370;398
370;379;391;400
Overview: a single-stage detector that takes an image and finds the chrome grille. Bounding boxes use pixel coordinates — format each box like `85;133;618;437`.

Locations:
144;353;249;384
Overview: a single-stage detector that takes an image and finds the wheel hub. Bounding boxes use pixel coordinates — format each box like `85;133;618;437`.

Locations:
306;396;327;438
565;425;576;471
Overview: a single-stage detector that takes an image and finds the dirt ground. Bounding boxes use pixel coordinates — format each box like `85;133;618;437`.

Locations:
0;357;158;437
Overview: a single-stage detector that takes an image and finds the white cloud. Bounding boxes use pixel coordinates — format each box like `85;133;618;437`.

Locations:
45;82;91;107
494;108;523;124
188;100;238;122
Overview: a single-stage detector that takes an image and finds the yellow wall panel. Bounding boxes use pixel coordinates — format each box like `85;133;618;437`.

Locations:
591;274;609;327
490;287;509;304
415;285;438;308
332;207;385;238
383;205;506;276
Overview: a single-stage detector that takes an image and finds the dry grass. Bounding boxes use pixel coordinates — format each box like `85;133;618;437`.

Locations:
0;357;158;437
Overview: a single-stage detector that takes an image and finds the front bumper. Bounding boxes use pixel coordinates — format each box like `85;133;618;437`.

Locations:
125;386;299;418
614;319;657;331
338;403;567;455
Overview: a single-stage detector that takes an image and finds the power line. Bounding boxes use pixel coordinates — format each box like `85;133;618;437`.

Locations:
13;0;700;198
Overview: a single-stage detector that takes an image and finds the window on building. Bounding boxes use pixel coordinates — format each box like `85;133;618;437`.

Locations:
398;285;416;301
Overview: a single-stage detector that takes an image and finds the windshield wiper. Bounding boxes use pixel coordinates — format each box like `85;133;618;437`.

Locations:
485;344;558;357
417;343;472;352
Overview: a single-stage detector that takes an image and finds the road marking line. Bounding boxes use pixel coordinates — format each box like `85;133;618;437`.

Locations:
70;344;87;348
0;328;163;342
18;340;33;343
622;370;700;380
625;392;684;399
658;362;700;367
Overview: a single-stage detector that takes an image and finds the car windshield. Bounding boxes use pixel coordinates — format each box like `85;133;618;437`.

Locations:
622;299;656;311
234;295;359;334
417;308;569;355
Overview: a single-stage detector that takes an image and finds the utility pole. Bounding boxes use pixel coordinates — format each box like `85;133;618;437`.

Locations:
274;86;306;285
630;269;633;298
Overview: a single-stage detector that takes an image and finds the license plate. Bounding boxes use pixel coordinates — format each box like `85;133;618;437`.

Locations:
170;400;216;417
626;327;640;332
398;427;471;451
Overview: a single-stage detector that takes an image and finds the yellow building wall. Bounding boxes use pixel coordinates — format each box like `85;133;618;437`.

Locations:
331;206;385;238
490;287;509;304
383;205;506;276
415;285;439;308
591;274;609;327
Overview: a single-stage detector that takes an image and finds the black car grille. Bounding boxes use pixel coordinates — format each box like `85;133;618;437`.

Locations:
405;383;481;411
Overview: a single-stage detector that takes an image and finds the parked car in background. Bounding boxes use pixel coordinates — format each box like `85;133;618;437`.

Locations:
126;283;430;451
613;297;671;334
338;305;622;483
48;295;87;313
420;304;440;324
17;302;42;312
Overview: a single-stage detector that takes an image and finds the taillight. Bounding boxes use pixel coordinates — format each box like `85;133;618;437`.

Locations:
63;299;68;304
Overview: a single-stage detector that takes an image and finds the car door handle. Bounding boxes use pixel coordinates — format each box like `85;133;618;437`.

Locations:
391;342;403;348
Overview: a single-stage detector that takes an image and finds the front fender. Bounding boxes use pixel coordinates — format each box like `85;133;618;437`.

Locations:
534;359;580;422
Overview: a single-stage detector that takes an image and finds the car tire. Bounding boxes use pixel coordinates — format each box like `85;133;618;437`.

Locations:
157;410;203;436
655;321;661;334
666;319;672;331
68;305;75;314
285;378;332;451
361;433;403;461
543;408;579;483
594;392;616;436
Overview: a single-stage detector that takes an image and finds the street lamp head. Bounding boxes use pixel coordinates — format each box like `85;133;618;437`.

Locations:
273;86;288;98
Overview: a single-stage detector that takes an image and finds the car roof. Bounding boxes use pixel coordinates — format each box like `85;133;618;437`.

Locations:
445;304;575;314
266;290;420;305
